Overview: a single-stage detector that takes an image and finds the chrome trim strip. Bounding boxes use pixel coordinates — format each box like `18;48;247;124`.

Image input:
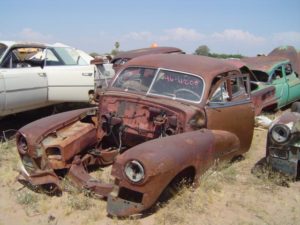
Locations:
5;86;47;93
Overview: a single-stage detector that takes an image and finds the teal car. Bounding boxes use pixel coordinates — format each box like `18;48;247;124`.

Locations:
242;56;300;109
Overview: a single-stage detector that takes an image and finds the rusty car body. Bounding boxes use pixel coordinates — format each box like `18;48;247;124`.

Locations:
266;102;300;178
241;55;300;110
16;54;255;216
111;46;185;72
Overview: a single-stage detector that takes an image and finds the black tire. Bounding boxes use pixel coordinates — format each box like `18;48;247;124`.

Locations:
291;102;300;113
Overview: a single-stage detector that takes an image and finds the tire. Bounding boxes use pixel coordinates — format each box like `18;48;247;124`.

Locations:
291;102;300;113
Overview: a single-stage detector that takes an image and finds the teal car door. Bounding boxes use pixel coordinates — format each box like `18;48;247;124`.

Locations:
284;63;300;104
270;65;289;108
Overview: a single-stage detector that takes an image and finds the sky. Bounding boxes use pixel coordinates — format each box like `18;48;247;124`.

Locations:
1;0;300;56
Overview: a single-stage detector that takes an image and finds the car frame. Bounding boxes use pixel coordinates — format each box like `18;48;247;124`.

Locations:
16;54;255;216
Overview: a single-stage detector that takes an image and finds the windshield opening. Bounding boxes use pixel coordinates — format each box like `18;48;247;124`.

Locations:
113;67;157;92
251;70;269;82
112;67;204;103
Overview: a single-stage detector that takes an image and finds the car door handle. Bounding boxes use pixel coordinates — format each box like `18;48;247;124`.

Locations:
82;72;93;76
38;72;47;77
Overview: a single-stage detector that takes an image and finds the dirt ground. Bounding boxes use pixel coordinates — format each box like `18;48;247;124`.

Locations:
0;108;299;225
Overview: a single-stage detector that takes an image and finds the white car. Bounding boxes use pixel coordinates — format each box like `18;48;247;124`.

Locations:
0;41;100;117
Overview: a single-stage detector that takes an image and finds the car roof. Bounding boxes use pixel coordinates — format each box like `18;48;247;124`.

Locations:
241;56;289;73
123;53;241;82
0;40;53;48
113;47;184;60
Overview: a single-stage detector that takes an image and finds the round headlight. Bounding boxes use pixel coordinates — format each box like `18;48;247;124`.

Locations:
124;160;145;183
270;124;291;144
17;135;28;154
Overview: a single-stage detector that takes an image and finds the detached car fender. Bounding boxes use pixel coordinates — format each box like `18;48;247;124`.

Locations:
108;128;240;216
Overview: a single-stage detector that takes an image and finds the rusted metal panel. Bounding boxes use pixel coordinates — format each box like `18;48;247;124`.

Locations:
68;157;113;198
250;86;277;115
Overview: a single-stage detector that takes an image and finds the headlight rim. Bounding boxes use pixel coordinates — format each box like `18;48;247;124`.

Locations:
17;133;29;155
270;124;291;144
124;159;145;184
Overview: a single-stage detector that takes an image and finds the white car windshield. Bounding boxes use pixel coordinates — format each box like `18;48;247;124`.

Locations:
53;47;89;65
112;67;204;102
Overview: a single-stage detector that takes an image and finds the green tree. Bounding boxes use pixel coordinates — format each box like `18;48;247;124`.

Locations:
194;45;210;56
111;41;120;56
89;52;100;58
114;41;120;50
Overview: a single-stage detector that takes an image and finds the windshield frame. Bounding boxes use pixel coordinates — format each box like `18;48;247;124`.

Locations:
0;44;8;62
111;66;205;104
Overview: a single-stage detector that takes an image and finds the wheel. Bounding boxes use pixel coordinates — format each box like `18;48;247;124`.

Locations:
291;102;300;113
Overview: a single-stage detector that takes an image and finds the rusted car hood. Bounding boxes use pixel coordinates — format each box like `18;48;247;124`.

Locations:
19;108;95;147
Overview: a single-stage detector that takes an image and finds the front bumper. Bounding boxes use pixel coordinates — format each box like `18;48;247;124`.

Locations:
107;185;145;217
267;156;298;178
17;164;62;194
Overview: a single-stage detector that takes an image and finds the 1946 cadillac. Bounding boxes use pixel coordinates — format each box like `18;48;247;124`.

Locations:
16;54;255;216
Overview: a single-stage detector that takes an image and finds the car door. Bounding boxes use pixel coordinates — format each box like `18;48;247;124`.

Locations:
0;73;5;114
205;73;254;156
0;47;48;115
45;47;95;102
0;67;48;114
269;65;289;108
284;63;300;103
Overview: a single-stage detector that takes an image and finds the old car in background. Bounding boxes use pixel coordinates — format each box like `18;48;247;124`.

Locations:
90;56;115;103
111;46;185;71
0;41;98;117
268;45;300;75
266;102;300;178
16;54;255;216
241;55;300;110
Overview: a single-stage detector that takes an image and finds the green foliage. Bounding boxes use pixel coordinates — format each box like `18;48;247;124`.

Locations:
208;52;243;59
110;41;121;56
114;41;120;50
89;52;99;57
194;44;243;58
194;45;210;56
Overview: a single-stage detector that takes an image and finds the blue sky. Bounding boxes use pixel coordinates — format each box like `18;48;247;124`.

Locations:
1;0;300;56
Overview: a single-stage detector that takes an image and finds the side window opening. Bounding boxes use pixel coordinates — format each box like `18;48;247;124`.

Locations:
210;75;249;103
271;66;283;81
1;47;45;68
210;81;228;102
44;49;63;66
285;64;293;76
